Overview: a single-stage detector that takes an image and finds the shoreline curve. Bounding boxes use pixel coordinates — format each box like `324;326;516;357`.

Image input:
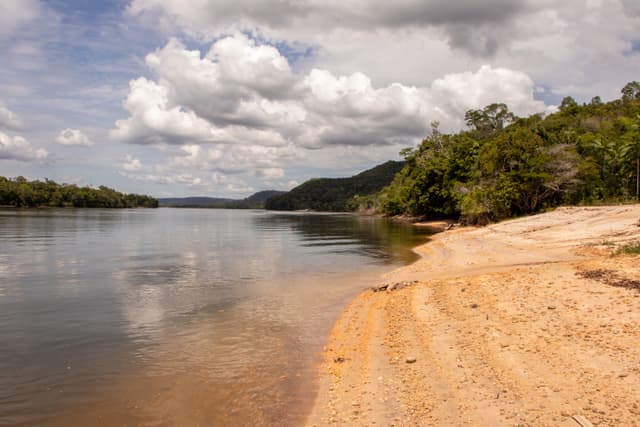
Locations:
305;205;640;426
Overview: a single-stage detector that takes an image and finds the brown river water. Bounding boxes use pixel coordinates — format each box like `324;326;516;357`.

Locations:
0;208;429;426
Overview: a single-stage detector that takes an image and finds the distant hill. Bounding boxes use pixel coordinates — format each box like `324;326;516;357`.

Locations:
264;161;405;212
241;190;285;206
158;197;233;207
158;190;285;209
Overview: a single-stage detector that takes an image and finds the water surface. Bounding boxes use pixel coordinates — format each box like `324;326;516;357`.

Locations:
0;208;428;426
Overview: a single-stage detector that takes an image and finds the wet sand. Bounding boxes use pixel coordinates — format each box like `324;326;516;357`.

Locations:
307;206;640;426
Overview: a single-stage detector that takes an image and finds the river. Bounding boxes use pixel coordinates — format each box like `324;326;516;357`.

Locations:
0;208;428;426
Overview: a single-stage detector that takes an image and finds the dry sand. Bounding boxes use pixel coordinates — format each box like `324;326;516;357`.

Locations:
306;205;640;426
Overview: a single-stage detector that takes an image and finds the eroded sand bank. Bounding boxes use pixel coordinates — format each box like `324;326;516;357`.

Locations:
307;206;640;426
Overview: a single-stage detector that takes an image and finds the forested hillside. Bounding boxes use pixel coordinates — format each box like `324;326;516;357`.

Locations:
375;82;640;223
265;161;404;211
0;176;158;208
159;190;285;208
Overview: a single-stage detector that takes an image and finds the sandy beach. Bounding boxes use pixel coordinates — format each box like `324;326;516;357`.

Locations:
306;205;640;426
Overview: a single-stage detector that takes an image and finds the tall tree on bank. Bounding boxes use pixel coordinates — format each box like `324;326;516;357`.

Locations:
623;114;640;200
373;81;640;222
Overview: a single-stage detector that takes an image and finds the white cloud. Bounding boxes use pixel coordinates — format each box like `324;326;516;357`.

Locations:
127;0;530;56
128;0;640;101
111;77;230;145
55;128;94;146
122;154;143;172
109;34;550;192
154;142;301;184
0;103;22;130
0;0;42;37
0;131;48;162
255;167;284;180
119;171;202;186
120;167;255;196
113;34;546;151
112;0;640;195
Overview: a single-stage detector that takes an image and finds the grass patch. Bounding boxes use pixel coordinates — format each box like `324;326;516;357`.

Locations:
616;241;640;255
586;239;616;247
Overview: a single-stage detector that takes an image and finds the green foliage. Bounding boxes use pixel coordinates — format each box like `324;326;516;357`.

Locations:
560;96;579;113
465;103;516;134
265;161;404;211
373;81;640;222
0;176;158;208
616;241;640;255
378;126;479;218
621;81;640;103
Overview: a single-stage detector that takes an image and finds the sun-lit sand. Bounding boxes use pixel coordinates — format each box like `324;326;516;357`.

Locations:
307;205;640;426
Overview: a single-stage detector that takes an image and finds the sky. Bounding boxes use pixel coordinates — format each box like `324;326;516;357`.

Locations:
0;0;639;198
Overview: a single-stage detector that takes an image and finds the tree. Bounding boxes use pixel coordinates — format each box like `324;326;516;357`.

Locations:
419;121;446;155
374;85;640;221
479;127;578;216
560;96;578;112
465;103;516;133
0;176;158;208
621;81;640;102
583;136;612;179
623;114;640;200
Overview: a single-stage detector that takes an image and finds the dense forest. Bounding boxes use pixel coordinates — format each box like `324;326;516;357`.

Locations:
0;176;158;208
372;81;640;223
265;161;404;211
159;190;285;208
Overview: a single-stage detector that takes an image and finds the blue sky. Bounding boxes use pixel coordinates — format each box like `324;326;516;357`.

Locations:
1;0;638;197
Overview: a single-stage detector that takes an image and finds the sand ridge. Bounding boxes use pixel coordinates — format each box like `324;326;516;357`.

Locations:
306;205;640;426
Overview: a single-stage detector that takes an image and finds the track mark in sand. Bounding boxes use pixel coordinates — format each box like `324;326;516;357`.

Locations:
411;283;518;426
310;292;404;426
383;287;460;425
307;206;640;427
424;263;640;426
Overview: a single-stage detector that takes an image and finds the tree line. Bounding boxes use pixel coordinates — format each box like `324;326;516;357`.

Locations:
373;81;640;223
0;176;158;208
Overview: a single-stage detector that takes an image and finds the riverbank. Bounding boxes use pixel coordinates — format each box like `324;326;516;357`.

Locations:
306;205;640;426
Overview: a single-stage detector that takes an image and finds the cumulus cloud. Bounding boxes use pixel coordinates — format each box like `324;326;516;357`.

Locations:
120;166;255;195
113;34;546;153
128;0;640;102
111;77;223;145
255;167;284;180
127;0;530;56
621;0;640;16
118;139;300;195
120;171;204;186
153;142;301;184
110;34;551;194
0;131;48;162
122;154;143;172
55;128;94;146
111;35;302;147
0;103;22;130
0;102;49;163
117;3;640;194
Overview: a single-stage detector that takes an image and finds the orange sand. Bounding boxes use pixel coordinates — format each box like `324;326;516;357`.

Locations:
307;206;640;426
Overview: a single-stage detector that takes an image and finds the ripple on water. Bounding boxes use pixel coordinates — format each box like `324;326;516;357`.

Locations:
0;209;429;426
